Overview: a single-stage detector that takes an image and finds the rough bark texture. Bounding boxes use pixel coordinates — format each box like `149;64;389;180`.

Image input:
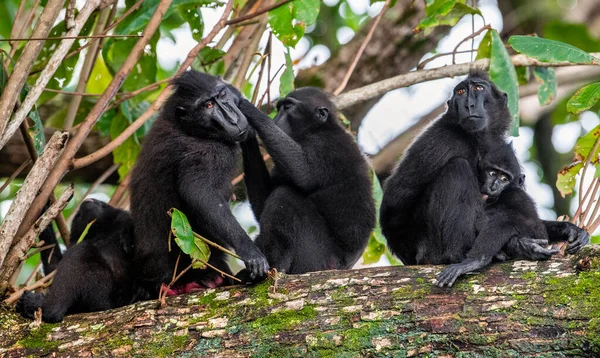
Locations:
0;128;118;184
2;246;600;357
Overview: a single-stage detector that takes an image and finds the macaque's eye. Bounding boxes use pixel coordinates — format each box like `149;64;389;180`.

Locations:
473;85;484;91
488;170;497;177
219;91;226;99
500;175;509;183
457;88;466;95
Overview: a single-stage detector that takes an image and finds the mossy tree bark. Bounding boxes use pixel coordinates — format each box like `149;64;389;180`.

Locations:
2;246;600;357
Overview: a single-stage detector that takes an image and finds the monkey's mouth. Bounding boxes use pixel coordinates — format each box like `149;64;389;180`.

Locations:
481;194;489;201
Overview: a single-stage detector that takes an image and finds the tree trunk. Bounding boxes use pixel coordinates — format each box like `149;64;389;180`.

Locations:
2;246;600;356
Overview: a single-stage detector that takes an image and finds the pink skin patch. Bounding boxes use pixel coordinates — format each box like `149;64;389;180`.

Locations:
161;275;226;296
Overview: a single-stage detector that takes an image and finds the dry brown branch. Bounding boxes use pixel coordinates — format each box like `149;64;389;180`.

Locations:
6;0;42;65
225;0;294;26
4;270;55;305
0;0;102;150
252;35;271;104
232;18;268;88
0;34;139;42
64;0;144;61
334;52;600;110
451;24;491;65
0;131;69;269
71;0;235;170
16;0;174;240
416;49;478;70
108;172;131;207
0;159;32;195
0;0;63;143
0;185;74;284
333;0;390;96
64;6;117;130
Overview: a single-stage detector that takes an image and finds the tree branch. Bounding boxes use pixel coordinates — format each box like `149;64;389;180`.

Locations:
333;0;390;96
0;0;63;144
0;185;74;285
71;0;235;170
334;53;600;110
0;131;69;269
0;0;102;150
15;0;173;240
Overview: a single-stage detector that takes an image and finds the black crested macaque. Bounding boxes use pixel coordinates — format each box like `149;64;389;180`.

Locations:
16;199;141;323
436;143;551;287
129;70;269;296
380;71;589;266
238;87;375;280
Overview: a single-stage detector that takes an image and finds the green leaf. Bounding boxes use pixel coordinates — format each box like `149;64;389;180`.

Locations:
533;67;557;106
170;208;194;253
170;208;211;267
269;0;320;48
103;33;158;93
417;0;481;34
557;125;600;196
178;3;204;41
27;104;45;156
86;55;113;94
191;47;226;76
515;66;530;85
508;35;599;65
475;29;491;60
110;111;141;181
76;219;96;244
567;83;600;115
279;48;294;97
362;168;387;264
556;162;583;198
489;30;520;136
543;21;600;53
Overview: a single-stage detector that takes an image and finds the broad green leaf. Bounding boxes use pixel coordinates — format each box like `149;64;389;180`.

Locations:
543;21;600;53
362;235;386;265
556;162;582;198
27;104;45;155
170;208;194;253
0;0;19;39
117;0;213;35
515;66;530;85
508;36;599;65
533;67;557;106
475;29;491;60
489;30;519;136
192;237;211;263
103;32;158;93
574;124;600;165
269;0;320;48
557;125;600;196
76;219;96;244
86;55;113;94
279;48;294;97
110;110;141;181
592;235;600;245
191;47;226;76
567;83;600;115
31;13;98;104
362;168;386;264
417;0;481;34
179;3;204;41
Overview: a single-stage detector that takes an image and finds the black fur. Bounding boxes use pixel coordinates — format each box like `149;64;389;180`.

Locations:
381;71;510;265
380;71;589;266
129;70;268;296
16;200;140;323
436;143;554;287
239;87;375;278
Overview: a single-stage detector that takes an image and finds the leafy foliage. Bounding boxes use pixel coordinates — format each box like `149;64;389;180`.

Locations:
567;83;600;115
509;36;599;65
170;208;211;268
533;67;557;106
269;0;320;48
417;0;481;34
557;125;600;197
